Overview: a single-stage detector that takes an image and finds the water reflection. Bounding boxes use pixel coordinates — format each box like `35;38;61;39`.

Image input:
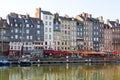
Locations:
0;64;120;80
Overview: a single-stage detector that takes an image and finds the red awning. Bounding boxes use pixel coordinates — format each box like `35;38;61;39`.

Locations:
43;50;70;55
113;51;120;54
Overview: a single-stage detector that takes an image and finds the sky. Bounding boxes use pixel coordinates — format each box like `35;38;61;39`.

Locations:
0;0;119;20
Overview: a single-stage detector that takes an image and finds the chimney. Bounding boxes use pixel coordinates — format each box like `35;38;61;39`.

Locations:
88;14;92;18
0;17;2;20
115;19;119;24
54;13;59;19
35;8;41;19
64;14;69;18
105;19;110;24
10;13;18;18
81;12;85;17
26;14;30;19
97;16;103;22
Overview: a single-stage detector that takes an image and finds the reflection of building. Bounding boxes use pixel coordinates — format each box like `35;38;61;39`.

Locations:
1;65;119;80
0;17;9;55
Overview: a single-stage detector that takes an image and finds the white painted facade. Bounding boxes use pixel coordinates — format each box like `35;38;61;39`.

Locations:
41;12;54;50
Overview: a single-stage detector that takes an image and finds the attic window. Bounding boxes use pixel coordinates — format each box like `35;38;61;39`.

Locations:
14;19;16;22
25;20;28;23
38;21;40;24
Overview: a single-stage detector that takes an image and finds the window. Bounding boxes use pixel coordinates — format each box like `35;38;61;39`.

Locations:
58;42;60;45
26;24;29;27
11;24;13;26
11;30;13;33
49;16;52;20
37;25;40;28
49;35;51;39
26;29;29;34
49;28;51;32
31;25;33;28
38;37;40;40
14;19;16;22
45;42;47;45
15;29;18;33
77;32;79;35
45;34;47;39
38;21;40;24
15;24;18;27
25;20;28;23
20;24;22;27
30;36;32;40
56;26;59;29
11;36;13;39
49;22;51;26
45;21;47;25
45;27;47;32
27;36;29;39
15;35;18;39
45;16;48;19
37;30;40;34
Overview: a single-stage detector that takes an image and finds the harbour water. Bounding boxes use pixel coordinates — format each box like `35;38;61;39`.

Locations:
0;63;120;80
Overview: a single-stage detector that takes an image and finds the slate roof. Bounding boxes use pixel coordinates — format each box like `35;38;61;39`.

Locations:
59;16;75;21
7;15;23;25
41;10;52;15
109;21;120;26
90;18;99;23
7;14;44;27
0;18;9;28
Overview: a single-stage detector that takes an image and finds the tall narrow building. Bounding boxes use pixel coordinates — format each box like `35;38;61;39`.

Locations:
35;8;54;50
0;17;9;55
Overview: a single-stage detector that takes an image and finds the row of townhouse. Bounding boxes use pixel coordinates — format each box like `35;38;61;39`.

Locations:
0;8;120;56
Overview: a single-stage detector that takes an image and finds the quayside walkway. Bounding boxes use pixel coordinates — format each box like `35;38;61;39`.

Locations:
8;58;117;65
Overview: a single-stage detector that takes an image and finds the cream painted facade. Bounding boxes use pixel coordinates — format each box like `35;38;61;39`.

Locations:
58;16;77;51
53;32;61;50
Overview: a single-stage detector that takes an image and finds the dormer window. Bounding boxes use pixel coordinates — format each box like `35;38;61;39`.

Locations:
14;19;16;22
38;21;40;24
25;20;28;23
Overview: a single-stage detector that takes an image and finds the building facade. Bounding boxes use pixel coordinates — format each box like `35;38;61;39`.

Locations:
108;19;120;51
58;15;77;51
53;13;61;51
0;17;9;55
7;13;44;56
35;8;54;50
76;20;84;51
76;13;93;51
